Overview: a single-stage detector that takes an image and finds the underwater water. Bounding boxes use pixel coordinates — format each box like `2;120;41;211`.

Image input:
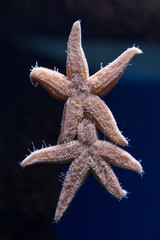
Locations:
1;34;160;240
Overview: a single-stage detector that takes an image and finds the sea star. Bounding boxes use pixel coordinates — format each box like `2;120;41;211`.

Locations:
21;119;142;222
30;20;142;146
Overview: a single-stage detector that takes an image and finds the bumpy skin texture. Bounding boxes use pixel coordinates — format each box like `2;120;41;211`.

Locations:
22;21;143;222
21;119;143;222
30;21;142;146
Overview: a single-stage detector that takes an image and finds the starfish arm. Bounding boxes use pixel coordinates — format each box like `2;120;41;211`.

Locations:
85;95;128;146
54;152;90;222
86;47;142;97
58;96;84;144
77;118;98;146
93;140;143;174
21;141;82;167
91;156;127;199
30;67;73;100
66;21;89;88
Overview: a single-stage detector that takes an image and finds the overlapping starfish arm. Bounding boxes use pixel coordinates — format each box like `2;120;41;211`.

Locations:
30;67;73;100
93;140;143;174
58;96;84;144
86;47;142;97
85;95;128;146
21;141;83;167
90;155;127;199
77;118;97;146
66;20;89;88
54;151;90;222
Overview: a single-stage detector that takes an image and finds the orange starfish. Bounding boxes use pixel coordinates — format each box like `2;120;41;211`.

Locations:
21;119;142;222
30;21;142;146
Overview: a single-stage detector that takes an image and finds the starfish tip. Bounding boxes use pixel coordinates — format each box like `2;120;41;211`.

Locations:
72;20;81;30
20;154;33;167
119;189;128;199
20;160;26;168
30;67;41;87
131;46;143;55
140;169;145;178
54;210;62;223
120;136;128;146
19;161;25;169
137;163;143;175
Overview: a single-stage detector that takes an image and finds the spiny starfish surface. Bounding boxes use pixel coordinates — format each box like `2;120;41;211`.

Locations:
30;20;142;146
21;119;142;222
21;21;143;222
